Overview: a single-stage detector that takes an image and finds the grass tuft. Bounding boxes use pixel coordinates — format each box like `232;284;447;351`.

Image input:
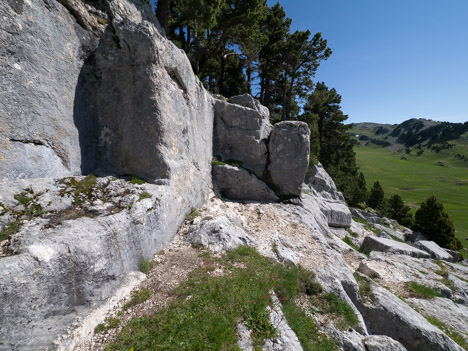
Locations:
123;290;152;311
407;282;443;299
139;260;155;274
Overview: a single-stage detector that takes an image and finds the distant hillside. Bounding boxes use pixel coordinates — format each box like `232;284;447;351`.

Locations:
350;118;468;255
349;118;468;152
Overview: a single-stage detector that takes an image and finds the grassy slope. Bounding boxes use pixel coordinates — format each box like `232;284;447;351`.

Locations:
354;142;468;253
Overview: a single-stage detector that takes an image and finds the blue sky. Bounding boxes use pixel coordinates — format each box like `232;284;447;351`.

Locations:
151;1;468;124
268;0;468;124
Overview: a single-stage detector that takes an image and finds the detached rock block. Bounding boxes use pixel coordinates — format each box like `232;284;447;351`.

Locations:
214;98;272;178
360;236;431;258
414;240;454;261
212;164;279;202
267;121;310;197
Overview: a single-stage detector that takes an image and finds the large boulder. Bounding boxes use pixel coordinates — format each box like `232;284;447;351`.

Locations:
414;240;455;261
212;164;279;202
360;236;431;258
186;216;254;253
267;121;310;197
213;98;272;178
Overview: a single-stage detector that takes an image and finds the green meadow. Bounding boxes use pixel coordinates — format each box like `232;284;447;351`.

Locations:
354;142;468;253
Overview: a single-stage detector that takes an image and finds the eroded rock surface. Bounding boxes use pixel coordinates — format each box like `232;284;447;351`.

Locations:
360;236;431;258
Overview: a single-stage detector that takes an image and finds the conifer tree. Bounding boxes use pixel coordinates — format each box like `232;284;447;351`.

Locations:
368;181;385;210
414;196;461;250
388;194;413;228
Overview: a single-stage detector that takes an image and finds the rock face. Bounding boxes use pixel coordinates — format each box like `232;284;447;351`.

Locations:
348;278;464;351
1;0;213;184
213;96;311;201
267;121;310;197
212;164;279;202
414;240;455;261
186;216;254;253
360;236;431;258
213;99;272;178
303;163;351;227
0;0;213;349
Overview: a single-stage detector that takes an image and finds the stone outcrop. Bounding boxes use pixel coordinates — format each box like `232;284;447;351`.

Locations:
348;276;464;351
360;236;431;258
213;96;311;201
212;164;279;202
414;240;455;261
303;163;352;227
267;121;310;197
186;216;254;253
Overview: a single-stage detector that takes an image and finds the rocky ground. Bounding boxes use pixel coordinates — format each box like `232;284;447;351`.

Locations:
70;187;468;351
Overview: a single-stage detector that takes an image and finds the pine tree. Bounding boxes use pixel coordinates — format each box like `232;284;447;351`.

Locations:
414;195;461;250
368;181;385;210
301;83;362;205
388;194;413;228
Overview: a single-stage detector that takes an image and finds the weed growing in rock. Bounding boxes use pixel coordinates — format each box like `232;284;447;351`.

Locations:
354;274;373;302
185;207;200;222
139;259;155;275
425;315;468;350
311;292;358;330
211;156;226;166
130;176;145;185
138;192;151;202
342;236;360;251
105;247;335;351
407;282;443;299
346;228;359;238
123;290;151;311
14;191;32;205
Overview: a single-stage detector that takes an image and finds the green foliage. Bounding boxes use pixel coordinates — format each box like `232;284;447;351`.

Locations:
388;194;414;228
311;292;358;330
94;323;106;333
407;281;443;299
14;192;32;205
211;156;226;166
342;237;359;251
368;181;385;211
123;290;152;311
0;221;20;242
354;274;372;301
301;83;363;206
185;207;200;222
346;228;359;238
106;247;334;351
138;192;152;201
130;176;145;185
414;195;458;250
139;260;155;274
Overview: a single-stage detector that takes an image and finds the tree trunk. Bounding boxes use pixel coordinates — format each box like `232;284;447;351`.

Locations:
156;0;170;34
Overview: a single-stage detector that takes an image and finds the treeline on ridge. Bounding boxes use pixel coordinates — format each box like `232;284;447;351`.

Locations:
155;0;367;205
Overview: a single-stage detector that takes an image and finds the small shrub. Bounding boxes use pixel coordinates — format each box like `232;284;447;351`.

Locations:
211;156;225;166
130;176;145;185
123;290;151;311
407;282;443;299
139;259;155;274
0;221;21;241
95;323;106;333
138;192;152;201
14;192;32;205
